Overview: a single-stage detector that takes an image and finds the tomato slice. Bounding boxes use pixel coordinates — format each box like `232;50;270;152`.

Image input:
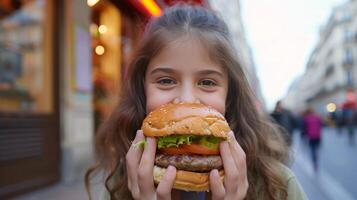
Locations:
159;147;188;155
181;144;219;155
159;144;219;155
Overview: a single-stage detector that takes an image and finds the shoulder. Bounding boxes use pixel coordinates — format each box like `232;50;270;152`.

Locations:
278;163;308;200
278;163;294;181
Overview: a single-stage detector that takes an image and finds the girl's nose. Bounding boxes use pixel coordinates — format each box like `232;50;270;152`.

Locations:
173;98;201;104
174;89;201;104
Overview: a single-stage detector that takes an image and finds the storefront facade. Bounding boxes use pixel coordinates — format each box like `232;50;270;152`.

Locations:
0;0;205;198
0;0;157;198
0;0;60;198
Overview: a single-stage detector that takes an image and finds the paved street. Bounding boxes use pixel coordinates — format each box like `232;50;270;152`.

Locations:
291;127;357;200
12;174;104;200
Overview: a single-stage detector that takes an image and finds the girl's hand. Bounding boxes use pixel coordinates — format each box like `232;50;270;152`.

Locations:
209;131;249;200
126;130;177;200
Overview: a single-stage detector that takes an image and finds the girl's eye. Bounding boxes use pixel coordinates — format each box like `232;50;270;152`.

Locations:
198;79;217;87
157;78;176;85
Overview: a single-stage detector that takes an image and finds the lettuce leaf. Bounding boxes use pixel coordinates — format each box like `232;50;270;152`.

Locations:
157;135;195;149
157;135;224;149
199;136;222;149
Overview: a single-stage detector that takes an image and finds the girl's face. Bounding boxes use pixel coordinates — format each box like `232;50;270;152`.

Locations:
145;36;228;114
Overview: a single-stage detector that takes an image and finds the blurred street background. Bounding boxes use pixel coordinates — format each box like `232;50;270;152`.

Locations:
0;0;356;199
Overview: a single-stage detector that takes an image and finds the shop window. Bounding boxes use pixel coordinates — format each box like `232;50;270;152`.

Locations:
0;0;52;113
344;48;353;65
324;64;334;78
344;29;353;43
347;70;354;86
341;11;351;22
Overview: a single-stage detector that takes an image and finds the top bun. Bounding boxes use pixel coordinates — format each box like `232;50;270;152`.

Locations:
141;103;230;139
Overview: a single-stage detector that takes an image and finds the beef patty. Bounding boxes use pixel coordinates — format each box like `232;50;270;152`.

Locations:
155;154;223;172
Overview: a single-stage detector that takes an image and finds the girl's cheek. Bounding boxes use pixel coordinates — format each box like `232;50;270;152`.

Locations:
201;98;226;115
146;89;176;113
196;89;227;115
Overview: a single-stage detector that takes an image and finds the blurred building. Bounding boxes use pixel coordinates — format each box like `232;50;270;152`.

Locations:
0;0;263;198
283;0;357;115
0;0;152;198
209;0;266;110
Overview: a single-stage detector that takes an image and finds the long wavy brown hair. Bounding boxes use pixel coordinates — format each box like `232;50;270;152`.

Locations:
85;4;290;200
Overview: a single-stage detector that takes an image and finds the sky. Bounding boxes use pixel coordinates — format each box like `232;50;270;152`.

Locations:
241;0;347;110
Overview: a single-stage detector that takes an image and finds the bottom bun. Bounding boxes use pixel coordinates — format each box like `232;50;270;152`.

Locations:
153;165;225;192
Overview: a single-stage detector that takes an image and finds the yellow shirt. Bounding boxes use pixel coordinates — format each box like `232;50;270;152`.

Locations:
278;164;307;200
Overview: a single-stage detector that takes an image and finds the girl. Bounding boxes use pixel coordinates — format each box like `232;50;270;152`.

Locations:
86;5;307;200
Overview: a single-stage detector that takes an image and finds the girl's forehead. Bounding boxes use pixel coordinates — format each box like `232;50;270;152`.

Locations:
147;36;225;74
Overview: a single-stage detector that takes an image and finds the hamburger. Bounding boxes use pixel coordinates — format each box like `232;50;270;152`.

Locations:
141;102;231;191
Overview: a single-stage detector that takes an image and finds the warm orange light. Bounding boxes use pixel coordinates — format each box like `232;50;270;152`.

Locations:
326;103;336;112
95;45;105;55
140;0;162;17
98;25;108;34
87;0;100;7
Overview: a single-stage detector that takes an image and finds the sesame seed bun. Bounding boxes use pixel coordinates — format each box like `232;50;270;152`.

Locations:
153;166;224;191
141;102;230;139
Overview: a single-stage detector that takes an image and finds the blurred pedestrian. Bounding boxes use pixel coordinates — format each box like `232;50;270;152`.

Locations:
333;109;344;134
303;108;322;172
342;90;356;145
271;100;295;146
295;113;305;138
296;112;309;147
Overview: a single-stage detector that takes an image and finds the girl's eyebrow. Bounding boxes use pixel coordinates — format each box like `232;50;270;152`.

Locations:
150;67;224;77
150;67;175;75
197;69;224;77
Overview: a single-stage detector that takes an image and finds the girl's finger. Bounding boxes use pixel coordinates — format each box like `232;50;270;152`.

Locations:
138;137;157;197
220;141;240;193
209;169;225;200
126;130;145;197
126;130;145;167
227;131;249;198
228;131;247;174
156;165;177;200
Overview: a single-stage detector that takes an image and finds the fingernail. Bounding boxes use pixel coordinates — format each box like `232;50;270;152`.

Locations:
212;169;219;177
167;165;176;172
136;130;143;136
147;137;155;144
221;141;228;147
228;131;235;138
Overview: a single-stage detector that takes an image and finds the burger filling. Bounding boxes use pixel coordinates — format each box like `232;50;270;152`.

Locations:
157;135;222;151
155;154;222;172
155;135;224;172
